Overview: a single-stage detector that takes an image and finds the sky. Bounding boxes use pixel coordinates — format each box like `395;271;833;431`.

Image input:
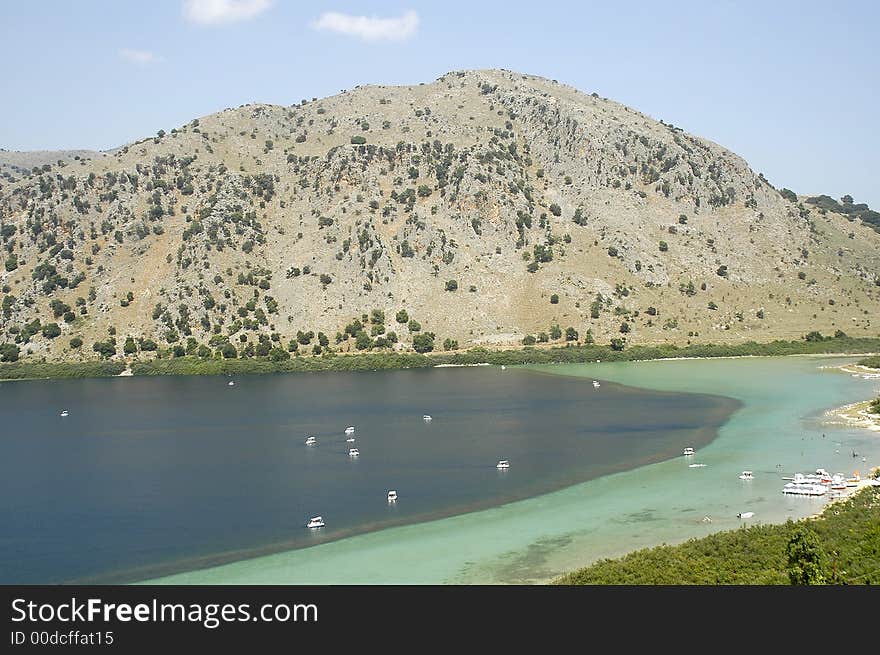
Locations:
1;0;877;207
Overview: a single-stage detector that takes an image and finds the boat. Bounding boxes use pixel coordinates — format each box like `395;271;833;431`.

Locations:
682;447;695;456
688;463;706;468
738;471;754;480
592;380;600;388
348;448;360;457
782;483;827;496
345;437;355;443
60;410;69;417
829;475;848;491
305;436;317;446
387;490;398;502
423;415;432;421
228;380;234;386
344;426;355;435
306;516;324;529
737;512;755;519
496;460;510;470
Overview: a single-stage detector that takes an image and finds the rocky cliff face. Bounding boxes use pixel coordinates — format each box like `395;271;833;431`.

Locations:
1;69;878;362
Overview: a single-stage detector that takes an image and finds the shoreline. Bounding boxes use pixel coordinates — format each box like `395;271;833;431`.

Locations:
2;336;879;382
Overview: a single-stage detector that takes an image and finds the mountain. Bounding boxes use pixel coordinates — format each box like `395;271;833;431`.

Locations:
1;69;878;363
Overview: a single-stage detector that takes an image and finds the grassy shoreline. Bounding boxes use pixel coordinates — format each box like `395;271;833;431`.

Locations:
2;336;879;381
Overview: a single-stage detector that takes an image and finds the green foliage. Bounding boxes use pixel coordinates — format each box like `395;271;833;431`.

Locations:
396;309;409;324
350;135;367;145
787;526;828;585
412;333;435;353
550;294;559;304
522;335;536;346
445;279;458;291
780;188;798;202
69;336;83;349
556;488;880;585
0;343;20;362
858;356;880;369
41;322;62;339
549;203;561;217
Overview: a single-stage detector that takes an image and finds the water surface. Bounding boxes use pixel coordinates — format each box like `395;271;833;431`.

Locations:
0;367;734;583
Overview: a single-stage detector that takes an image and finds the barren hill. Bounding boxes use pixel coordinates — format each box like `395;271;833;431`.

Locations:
1;69;878;363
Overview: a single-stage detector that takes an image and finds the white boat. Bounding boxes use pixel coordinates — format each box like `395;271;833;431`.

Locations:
307;516;324;529
423;415;432;421
682;447;695;456
305;436;317;446
228;380;234;386
829;475;848;491
348;448;360;457
344;426;355;435
738;471;754;480
60;410;69;417
782;483;827;496
688;463;706;468
592;380;600;388
345;437;355;443
737;511;755;519
387;490;398;502
496;459;510;470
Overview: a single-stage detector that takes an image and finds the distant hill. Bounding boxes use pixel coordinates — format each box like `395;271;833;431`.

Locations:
1;69;879;363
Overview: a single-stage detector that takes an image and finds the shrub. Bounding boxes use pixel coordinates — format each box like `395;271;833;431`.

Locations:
69;336;83;349
550;294;559;304
412;333;435;353
522;335;536;345
445;280;458;291
42;323;61;339
350;136;366;145
549;203;561;217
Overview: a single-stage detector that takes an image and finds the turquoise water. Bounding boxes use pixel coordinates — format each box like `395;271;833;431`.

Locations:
145;356;880;584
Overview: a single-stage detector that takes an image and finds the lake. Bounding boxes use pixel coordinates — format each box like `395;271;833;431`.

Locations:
0;365;736;584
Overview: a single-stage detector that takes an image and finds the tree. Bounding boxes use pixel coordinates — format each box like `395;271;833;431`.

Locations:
413;333;435;353
350;135;366;145
69;336;83;349
443;338;458;351
549;203;561;216
565;327;578;341
221;343;237;358
445;280;458;291
396;309;409;324
522;335;536;345
786;526;828;585
124;337;137;354
0;343;20;362
42;323;61;339
550;324;562;340
408;319;421;333
355;331;373;350
610;338;626;351
550;294;559;304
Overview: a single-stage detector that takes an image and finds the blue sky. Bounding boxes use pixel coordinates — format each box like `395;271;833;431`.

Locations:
2;1;877;206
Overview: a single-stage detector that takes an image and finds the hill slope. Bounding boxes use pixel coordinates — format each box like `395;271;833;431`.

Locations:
1;69;879;363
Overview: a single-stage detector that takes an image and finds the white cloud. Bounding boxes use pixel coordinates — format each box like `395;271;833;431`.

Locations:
119;49;165;65
311;9;419;42
183;0;273;25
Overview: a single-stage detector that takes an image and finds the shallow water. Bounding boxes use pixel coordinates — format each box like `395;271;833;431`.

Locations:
0;366;733;583
142;356;880;584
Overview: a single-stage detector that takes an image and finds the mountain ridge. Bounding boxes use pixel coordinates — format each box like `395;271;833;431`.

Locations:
1;68;878;363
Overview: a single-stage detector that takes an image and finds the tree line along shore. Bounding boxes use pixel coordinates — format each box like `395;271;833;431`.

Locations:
0;334;879;381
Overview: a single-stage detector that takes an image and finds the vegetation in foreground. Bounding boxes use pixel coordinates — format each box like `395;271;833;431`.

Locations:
1;334;879;380
555;485;880;585
858;355;880;369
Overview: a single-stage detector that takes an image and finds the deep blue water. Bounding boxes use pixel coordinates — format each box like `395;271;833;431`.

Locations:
0;367;737;583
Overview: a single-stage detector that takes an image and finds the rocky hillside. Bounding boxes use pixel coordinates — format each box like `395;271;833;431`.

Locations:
1;69;879;363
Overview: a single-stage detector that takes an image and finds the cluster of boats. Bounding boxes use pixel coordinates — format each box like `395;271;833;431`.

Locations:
781;468;860;497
